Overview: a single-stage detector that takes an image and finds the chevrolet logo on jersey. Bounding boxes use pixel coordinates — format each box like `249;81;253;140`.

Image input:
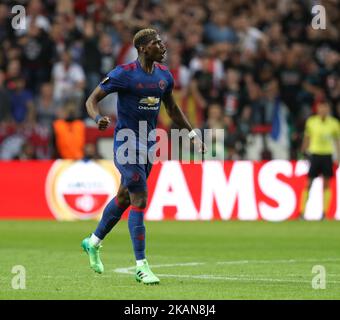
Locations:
138;97;160;110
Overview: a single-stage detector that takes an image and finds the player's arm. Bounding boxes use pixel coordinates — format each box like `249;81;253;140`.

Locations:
85;86;111;131
301;119;311;157
301;134;310;155
162;91;206;153
334;123;340;166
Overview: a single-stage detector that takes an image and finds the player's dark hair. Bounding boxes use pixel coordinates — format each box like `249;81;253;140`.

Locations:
133;29;158;50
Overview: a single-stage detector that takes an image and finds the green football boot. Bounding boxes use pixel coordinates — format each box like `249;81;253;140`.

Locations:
135;260;160;285
81;237;104;274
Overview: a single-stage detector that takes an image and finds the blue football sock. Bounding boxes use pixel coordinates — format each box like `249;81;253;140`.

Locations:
94;197;128;240
128;206;146;260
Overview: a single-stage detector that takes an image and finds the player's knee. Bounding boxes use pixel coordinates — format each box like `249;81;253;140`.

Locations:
130;195;147;209
134;199;147;209
117;189;130;207
117;195;130;208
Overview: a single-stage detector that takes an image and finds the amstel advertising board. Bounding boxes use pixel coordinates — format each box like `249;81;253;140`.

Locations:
0;160;339;221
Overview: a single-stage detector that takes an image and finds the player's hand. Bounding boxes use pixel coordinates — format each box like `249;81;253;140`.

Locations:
97;116;111;131
192;136;207;154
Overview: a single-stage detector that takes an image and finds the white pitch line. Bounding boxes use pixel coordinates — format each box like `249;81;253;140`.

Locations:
114;262;204;274
114;269;340;284
152;274;340;284
113;258;340;284
216;258;340;265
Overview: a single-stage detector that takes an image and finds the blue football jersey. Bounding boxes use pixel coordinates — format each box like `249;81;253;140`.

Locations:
99;59;174;150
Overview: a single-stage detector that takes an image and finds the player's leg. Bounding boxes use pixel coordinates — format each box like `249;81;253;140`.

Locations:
81;184;130;274
321;155;334;219
300;177;313;219
128;190;159;285
300;155;318;218
322;177;331;219
128;190;148;264
91;184;130;242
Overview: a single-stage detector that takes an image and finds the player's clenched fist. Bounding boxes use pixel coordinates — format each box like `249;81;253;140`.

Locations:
192;137;207;154
95;115;111;131
188;130;207;153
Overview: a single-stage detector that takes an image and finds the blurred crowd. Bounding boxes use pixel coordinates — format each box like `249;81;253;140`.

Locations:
0;0;339;160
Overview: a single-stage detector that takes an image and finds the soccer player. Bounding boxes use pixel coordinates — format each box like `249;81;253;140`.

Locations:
300;101;340;219
81;29;206;284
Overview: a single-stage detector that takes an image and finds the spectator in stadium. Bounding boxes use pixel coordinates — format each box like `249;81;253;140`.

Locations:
201;103;227;160
63;14;83;54
278;47;304;115
322;49;340;118
82;19;102;93
0;69;11;124
237;105;252;158
19;23;54;93
0;132;27;160
233;11;265;56
263;79;290;159
0;3;14;43
168;52;191;93
204;11;237;44
301;58;325;109
244;72;264;126
51;50;86;112
114;29;138;65
56;0;74;15
189;51;222;120
53;101;85;159
99;33;116;77
0;0;339;162
219;68;244;118
35;82;59;129
9;78;35;124
224;114;244;160
20;0;51;36
14;142;37;160
181;27;205;67
5;59;22;85
282;0;310;43
49;16;67;56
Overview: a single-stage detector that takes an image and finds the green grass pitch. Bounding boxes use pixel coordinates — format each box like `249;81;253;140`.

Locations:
0;220;339;300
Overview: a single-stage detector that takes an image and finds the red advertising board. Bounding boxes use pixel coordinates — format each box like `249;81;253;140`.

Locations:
0;160;339;220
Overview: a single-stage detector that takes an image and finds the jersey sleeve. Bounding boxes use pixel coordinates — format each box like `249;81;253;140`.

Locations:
164;71;174;94
99;66;127;93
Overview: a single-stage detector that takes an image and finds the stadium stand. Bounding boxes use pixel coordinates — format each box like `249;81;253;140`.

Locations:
0;0;339;160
